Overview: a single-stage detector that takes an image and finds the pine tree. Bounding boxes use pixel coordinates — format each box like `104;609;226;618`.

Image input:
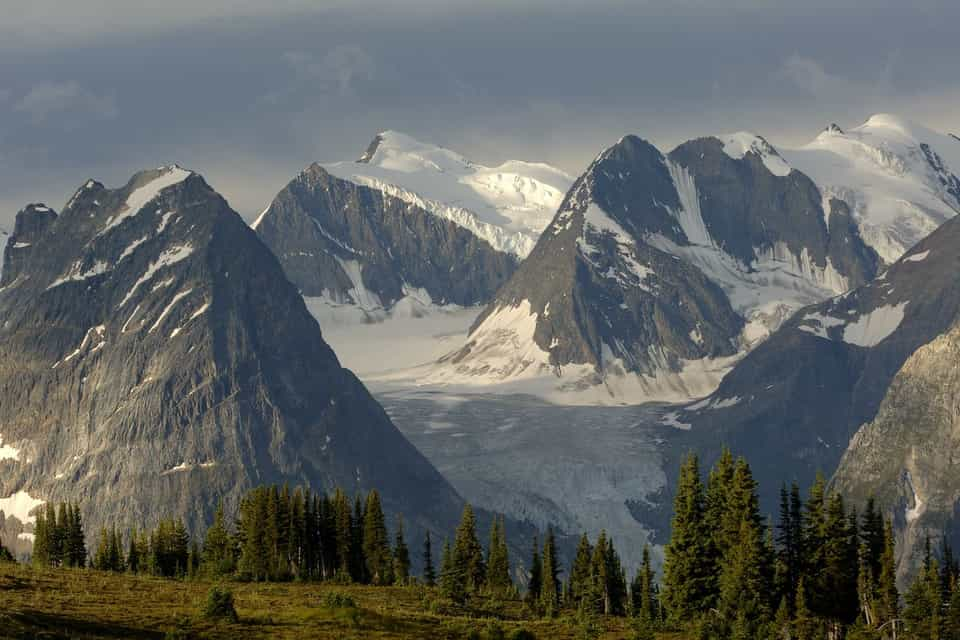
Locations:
203;500;233;576
717;519;772;637
541;527;560;614
631;545;659;624
392;515;410;585
568;533;593;609
903;547;942;640
662;453;713;625
452;504;485;594
127;528;141;574
440;538;465;604
486;517;511;595
526;535;542;605
32;508;50;566
65;503;86;568
238;487;269;580
362;490;392;585
351;496;365;582
332;489;353;580
422;530;436;586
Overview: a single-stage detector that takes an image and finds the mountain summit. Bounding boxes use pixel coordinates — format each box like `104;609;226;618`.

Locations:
253;132;573;323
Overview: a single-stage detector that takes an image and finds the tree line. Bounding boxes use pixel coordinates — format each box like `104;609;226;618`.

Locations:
15;450;960;639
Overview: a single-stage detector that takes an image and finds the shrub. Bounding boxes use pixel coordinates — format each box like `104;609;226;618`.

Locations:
323;591;357;609
509;630;537;640
201;586;238;622
484;621;506;640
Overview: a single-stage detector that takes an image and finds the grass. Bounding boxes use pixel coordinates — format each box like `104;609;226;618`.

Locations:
0;563;691;639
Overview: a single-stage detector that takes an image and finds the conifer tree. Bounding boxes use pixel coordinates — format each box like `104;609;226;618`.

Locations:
568;533;593;609
332;489;353;580
662;453;713;625
127;528;141;574
631;545;659;624
876;520;899;627
32;508;50;566
486;517;511;594
541;527;560;614
203;500;233;576
393;515;410;585
440;538;466;603
717;519;772;636
903;548;943;640
422;530;436;586
452;503;485;593
362;490;392;585
351;496;365;582
526;535;542;605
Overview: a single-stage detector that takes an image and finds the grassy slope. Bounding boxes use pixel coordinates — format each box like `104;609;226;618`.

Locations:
0;563;681;639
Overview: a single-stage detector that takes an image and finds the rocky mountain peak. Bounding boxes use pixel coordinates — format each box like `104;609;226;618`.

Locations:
0;166;464;556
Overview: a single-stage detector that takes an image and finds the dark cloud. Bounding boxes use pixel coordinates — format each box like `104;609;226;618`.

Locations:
1;1;958;226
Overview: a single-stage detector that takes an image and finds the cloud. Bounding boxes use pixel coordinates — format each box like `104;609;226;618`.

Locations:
14;82;118;123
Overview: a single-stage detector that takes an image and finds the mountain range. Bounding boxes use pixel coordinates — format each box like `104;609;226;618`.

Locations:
423;115;960;403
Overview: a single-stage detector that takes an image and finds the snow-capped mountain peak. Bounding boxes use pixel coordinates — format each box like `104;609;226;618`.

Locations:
781;113;960;263
320;131;574;258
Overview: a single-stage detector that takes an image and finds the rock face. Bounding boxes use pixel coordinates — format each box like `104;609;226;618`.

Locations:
434;133;880;402
670;214;960;523
255;163;518;321
832;321;960;580
0;166;463;553
254;131;572;322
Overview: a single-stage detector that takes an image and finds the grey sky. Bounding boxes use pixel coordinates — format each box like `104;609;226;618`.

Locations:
1;0;958;226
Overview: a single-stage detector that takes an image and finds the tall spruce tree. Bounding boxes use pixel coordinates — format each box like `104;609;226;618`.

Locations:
362;490;392;585
568;533;593;610
486;517;511;595
527;535;542;605
203;500;233;576
662;453;713;625
393;515;410;585
541;527;560;614
452;504;485;594
422;530;437;586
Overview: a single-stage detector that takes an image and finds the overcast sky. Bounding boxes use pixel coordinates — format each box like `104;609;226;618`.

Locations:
1;0;958;227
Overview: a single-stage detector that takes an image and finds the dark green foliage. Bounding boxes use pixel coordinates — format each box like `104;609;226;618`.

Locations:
393;515;410;585
201;586;238;622
540;527;559;614
362;490;392;585
32;501;85;568
422;530;436;586
202;501;234;577
486;516;512;595
662;453;713;624
453;503;486;594
567;533;593;609
526;536;541;605
508;629;536;640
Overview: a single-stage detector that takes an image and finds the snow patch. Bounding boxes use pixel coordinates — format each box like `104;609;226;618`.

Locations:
118;244;194;308
0;490;44;524
719;132;792;176
842;302;908;347
149;289;194;334
0;434;20;461
903;250;929;263
100;166;190;235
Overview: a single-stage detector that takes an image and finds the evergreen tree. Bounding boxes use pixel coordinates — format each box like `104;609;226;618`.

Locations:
422;530;436;586
875;520;899;627
485;517;511;595
332;489;353;580
452;504;485;594
526;535;542;605
631;545;659;624
440;538;466;604
717;519;772;637
127;528;141;574
662;453;713;625
362;490;392;585
202;500;233;576
903;548;942;640
392;515;410;585
568;533;593;609
541;527;560;614
238;487;269;580
351;496;365;582
32;508;50;566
